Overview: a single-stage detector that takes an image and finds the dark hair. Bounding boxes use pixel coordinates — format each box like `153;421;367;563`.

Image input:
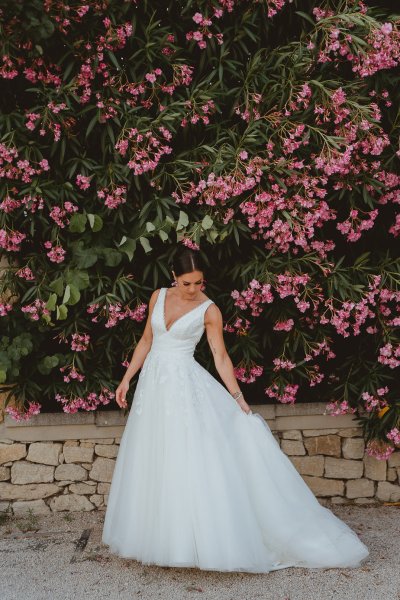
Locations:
170;246;205;277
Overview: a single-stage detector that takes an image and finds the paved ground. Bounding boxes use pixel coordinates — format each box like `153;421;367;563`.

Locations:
0;504;398;600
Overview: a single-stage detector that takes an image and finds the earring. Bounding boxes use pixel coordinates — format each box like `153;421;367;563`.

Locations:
201;279;206;291
171;278;178;287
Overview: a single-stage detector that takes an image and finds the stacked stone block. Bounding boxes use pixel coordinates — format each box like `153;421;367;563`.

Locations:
0;438;119;514
278;428;400;505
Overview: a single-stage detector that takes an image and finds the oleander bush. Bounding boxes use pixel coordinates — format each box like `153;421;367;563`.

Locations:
0;0;399;458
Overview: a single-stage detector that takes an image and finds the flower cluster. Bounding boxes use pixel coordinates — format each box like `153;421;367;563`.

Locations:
316;13;400;78
0;302;13;316
44;240;66;263
97;185;127;210
186;12;223;50
324;399;357;416
336;208;379;242
25;103;71;141
55;387;114;413
273;319;294;332
0;228;26;252
365;438;395;460
387;428;400;446
0;143;49;183
87;301;147;327
0;193;45;214
181;237;200;250
115;126;173;175
71;333;90;351
273;358;296;371
181;99;216;127
231;279;274;316
21;299;50;321
76;174;91;190
265;382;299;404
361;388;389;413
59;365;86;383
223;316;251;334
234;363;264;383
378;343;400;369
186;0;288;50
5;401;41;421
49;202;79;228
15;266;35;280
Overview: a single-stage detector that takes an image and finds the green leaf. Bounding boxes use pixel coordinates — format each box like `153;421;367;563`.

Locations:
295;11;316;26
49;277;64;297
63;284;71;304
145;221;156;232
69;213;87;233
103;249;123;267
63;283;80;305
65;270;90;291
56;304;68;320
72;242;98;268
86;114;98;139
107;50;121;70
45;293;58;311
139;236;152;254
177;210;189;231
202;215;214;230
118;237;137;261
87;213;103;232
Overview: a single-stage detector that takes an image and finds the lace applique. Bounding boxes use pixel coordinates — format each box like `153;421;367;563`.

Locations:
133;386;144;415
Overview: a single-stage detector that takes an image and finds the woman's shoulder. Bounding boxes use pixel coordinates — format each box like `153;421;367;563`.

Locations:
148;287;164;305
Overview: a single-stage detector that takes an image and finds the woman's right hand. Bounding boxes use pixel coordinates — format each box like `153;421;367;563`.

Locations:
236;396;252;415
115;380;129;409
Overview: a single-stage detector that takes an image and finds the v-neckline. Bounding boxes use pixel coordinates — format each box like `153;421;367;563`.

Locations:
162;287;210;333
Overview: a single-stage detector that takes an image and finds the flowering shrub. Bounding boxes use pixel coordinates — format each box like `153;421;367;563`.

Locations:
0;0;399;457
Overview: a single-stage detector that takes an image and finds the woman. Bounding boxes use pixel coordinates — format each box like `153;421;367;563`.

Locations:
102;246;369;573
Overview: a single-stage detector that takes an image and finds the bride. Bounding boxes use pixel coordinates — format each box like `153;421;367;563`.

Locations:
101;246;370;573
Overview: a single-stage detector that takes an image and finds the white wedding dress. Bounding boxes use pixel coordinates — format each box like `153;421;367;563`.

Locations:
102;287;370;573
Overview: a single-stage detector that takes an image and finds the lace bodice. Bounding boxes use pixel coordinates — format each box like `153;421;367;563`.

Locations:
148;287;215;358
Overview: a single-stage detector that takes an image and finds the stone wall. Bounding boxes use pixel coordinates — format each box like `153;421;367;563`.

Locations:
0;403;399;514
276;427;400;505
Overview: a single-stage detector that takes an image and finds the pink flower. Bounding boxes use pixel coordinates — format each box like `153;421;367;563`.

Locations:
76;174;91;190
381;22;393;35
192;12;204;24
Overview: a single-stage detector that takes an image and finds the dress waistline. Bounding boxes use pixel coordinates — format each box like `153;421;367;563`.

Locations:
149;346;194;357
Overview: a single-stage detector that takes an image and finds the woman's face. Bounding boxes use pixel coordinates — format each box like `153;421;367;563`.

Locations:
173;270;204;298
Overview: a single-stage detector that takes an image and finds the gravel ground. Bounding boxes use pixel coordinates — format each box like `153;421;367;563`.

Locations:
0;504;398;600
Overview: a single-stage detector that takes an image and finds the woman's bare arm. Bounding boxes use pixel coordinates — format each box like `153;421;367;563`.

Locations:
205;303;251;414
121;288;159;385
115;289;159;408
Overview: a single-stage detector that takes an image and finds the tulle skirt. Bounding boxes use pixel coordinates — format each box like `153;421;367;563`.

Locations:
102;352;370;573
